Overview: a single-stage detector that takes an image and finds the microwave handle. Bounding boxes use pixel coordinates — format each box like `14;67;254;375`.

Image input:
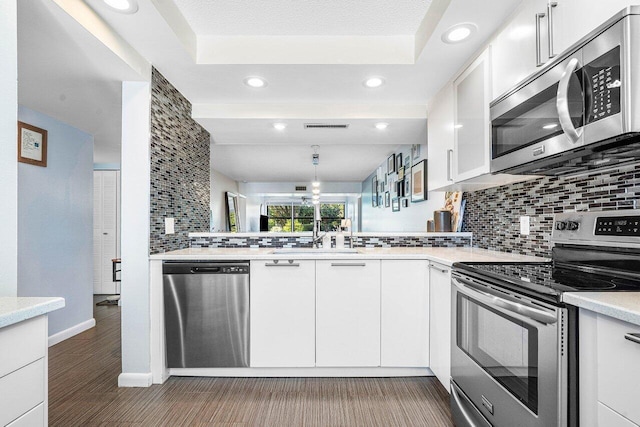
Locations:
556;57;583;143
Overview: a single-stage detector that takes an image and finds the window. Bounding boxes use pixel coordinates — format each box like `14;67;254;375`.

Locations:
266;203;345;232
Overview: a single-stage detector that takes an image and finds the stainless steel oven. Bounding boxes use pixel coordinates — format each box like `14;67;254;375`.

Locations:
490;7;640;175
450;272;568;427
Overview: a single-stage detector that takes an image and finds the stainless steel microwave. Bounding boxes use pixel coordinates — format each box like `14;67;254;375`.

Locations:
490;7;640;176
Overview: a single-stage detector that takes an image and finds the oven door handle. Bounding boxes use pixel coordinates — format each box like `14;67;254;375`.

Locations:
452;276;558;325
556;57;583;144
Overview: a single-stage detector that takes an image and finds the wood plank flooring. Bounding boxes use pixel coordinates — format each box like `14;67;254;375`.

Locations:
48;297;453;426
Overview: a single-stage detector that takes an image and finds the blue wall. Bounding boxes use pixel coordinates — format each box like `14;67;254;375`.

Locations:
18;106;94;337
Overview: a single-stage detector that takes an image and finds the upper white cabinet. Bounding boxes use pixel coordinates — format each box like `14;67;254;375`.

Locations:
250;260;316;367
316;260;381;367
427;84;455;190
428;262;452;391
381;260;429;367
453;48;492;182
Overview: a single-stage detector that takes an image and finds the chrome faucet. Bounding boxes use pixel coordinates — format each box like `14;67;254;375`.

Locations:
312;204;325;248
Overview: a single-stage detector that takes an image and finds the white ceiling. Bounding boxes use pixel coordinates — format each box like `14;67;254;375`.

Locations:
25;0;523;180
17;0;144;164
173;0;432;36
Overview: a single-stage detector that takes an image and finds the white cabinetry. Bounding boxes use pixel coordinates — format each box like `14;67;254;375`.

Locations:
427;84;455;190
579;309;640;427
381;260;429;367
250;260;316;367
0;316;48;427
454;49;492;182
316;260;381;367
428;262;452;391
93;170;120;295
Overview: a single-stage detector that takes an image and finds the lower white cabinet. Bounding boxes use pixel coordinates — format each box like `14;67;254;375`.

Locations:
381;260;429;367
579;309;640;427
428;262;452;391
316;260;381;367
0;316;48;427
250;260;316;367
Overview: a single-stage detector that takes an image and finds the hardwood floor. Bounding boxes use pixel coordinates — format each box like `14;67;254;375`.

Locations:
48;297;453;426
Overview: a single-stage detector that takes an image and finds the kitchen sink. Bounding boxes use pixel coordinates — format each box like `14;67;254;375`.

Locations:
272;248;359;254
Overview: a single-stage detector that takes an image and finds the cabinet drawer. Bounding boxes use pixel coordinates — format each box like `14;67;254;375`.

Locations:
6;403;44;427
597;315;640;425
0;359;45;426
598;402;639;427
0;316;46;378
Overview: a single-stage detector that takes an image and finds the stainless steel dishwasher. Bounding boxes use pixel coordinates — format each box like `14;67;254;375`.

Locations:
163;261;250;368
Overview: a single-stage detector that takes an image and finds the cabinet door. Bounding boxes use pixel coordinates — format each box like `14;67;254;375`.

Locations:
454;48;492;182
381;260;429;367
427;84;455;191
428;262;452;391
250;260;316;367
316;260;381;367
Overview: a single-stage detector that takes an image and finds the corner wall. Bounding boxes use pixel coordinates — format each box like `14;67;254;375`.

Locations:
17;106;94;337
210;167;238;232
463;163;640;257
149;68;210;253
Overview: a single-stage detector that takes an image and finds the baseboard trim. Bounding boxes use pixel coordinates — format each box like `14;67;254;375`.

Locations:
118;372;153;387
48;318;96;347
169;367;434;378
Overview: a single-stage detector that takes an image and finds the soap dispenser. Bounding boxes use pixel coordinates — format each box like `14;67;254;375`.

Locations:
335;228;345;249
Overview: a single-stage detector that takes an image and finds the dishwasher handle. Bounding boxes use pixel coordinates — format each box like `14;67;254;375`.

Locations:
190;266;222;274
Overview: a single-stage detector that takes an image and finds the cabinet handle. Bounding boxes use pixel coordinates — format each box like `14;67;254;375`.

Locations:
429;264;449;274
535;12;546;67
624;333;640;345
330;262;366;267
265;260;300;267
447;149;454;182
547;2;558;59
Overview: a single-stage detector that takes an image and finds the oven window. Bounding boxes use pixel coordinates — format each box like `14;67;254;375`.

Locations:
492;70;584;159
457;293;539;414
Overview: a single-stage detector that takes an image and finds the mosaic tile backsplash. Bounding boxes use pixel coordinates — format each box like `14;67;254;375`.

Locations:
462;162;640;258
150;68;210;254
190;234;472;249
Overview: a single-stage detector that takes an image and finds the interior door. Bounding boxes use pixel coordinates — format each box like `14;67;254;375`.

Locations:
93;170;118;295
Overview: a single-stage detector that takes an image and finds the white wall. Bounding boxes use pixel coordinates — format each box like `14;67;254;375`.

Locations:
210;167;239;232
17;106;94;336
0;0;17;296
361;144;447;232
119;80;152;385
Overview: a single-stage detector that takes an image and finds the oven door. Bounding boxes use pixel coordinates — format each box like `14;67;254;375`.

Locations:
450;272;567;427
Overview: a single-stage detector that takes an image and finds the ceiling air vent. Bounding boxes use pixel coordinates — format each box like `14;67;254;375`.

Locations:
295;186;307;191
304;123;350;129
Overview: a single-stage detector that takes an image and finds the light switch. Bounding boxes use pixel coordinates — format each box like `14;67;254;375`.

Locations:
165;217;175;234
520;216;530;235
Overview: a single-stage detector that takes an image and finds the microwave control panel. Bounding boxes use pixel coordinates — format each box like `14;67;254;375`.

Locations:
595;216;640;236
584;46;621;124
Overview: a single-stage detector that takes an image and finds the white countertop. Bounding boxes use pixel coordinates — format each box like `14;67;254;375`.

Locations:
0;297;65;329
563;292;640;326
150;246;547;266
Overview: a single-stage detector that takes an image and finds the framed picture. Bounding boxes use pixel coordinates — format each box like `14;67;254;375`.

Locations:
387;154;396;174
411;160;428;203
396;180;405;197
385;191;390;207
372;176;378;207
404;176;411;195
395;153;403;171
402;198;409;208
404;155;410;168
18;121;47;167
378;193;384;207
392;197;400;212
398;166;405;180
411;144;421;161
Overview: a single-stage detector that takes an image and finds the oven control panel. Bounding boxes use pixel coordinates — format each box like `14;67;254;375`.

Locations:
595;216;640;236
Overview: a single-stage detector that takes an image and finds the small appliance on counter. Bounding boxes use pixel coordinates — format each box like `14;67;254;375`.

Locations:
450;209;640;427
433;210;453;232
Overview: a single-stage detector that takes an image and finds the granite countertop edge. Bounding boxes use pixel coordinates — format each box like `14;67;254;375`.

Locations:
0;297;66;329
563;292;640;326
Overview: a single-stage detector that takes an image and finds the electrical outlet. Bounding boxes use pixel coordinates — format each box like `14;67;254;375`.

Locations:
520;216;530;235
165;217;175;234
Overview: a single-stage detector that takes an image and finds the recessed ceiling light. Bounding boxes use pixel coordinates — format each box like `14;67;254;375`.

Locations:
244;77;267;88
103;0;138;13
543;123;559;129
364;77;385;88
441;23;477;44
273;123;286;130
375;122;389;130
